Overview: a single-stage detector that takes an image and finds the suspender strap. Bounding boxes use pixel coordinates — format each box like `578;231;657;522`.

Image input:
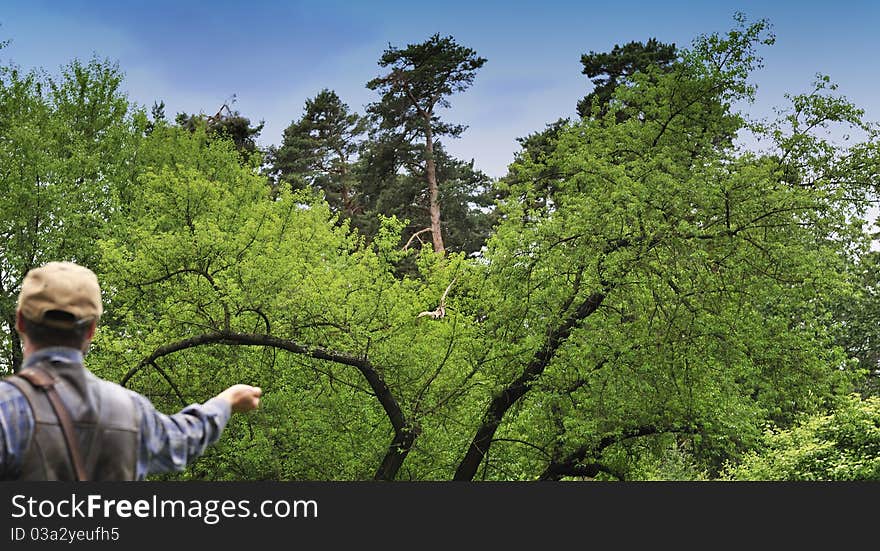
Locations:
15;366;89;481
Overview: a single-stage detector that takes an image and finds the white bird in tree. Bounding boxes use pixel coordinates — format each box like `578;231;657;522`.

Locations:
418;278;456;320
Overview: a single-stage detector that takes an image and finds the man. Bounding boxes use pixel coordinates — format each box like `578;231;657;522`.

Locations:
0;261;262;480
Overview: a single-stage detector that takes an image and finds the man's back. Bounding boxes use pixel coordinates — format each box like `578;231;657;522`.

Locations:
0;261;261;481
5;356;140;480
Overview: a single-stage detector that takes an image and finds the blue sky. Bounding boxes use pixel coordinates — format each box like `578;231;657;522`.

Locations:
2;0;879;178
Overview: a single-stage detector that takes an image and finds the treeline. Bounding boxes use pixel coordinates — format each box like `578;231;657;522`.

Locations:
159;33;495;261
1;15;879;481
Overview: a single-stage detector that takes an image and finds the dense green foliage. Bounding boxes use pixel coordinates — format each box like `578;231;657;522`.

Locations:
724;394;880;480
0;56;142;372
577;37;677;119
834;249;880;395
1;17;878;481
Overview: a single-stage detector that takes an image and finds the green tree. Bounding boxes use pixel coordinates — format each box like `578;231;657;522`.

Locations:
508;39;678;214
176;98;264;160
96;121;462;481
272;89;368;216
833;242;880;395
357;139;494;256
723;394;880;480
366;33;487;253
577;37;677;119
0;56;141;373
451;15;877;480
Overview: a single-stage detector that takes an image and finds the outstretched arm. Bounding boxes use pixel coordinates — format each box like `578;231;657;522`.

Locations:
132;384;262;479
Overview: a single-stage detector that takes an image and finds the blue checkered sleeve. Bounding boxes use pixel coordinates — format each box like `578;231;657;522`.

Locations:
126;391;232;480
0;381;34;479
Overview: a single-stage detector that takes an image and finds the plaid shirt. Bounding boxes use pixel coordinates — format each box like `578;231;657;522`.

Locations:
0;347;230;480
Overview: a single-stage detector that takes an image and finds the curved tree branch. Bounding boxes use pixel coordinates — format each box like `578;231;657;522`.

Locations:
122;330;416;480
402;227;433;250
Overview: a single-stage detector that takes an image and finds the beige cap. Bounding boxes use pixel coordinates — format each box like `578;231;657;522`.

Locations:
17;262;103;329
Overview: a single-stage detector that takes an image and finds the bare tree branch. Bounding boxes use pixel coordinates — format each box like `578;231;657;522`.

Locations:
402;227;433;250
418;278;456;319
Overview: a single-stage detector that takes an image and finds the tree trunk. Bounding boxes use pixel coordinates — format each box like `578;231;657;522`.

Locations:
453;291;606;480
6;316;22;374
424;123;445;253
2;270;23;373
374;422;421;481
